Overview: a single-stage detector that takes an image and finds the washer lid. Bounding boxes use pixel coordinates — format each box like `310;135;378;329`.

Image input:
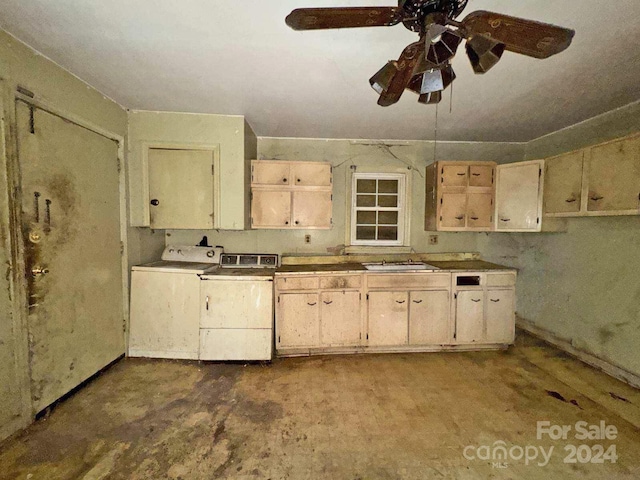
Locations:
132;261;219;274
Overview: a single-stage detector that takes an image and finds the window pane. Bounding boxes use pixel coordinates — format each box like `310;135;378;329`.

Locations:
356;226;376;240
378;226;398;241
378;195;398;207
357;195;376;207
378;180;398;194
356;211;376;224
378;211;398;225
356;179;376;193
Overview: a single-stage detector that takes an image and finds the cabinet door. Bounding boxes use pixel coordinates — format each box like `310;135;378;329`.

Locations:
441;164;468;187
486;289;515;344
251;190;291;228
277;293;320;348
469;165;494;188
291;162;332;187
455;290;484;344
200;279;273;329
148;148;215;229
292;190;332;228
320;291;361;346
367;291;408;346
251;161;290;186
409;290;451;345
467;193;493;229
587;136;640;212
496;161;543;231
440;193;467;228
543;151;584;215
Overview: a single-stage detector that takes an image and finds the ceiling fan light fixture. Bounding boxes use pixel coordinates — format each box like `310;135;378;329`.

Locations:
418;91;443;104
426;29;463;65
369;60;398;94
420;64;456;94
465;34;506;74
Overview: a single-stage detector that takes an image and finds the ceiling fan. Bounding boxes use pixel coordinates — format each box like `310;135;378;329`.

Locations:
285;1;575;106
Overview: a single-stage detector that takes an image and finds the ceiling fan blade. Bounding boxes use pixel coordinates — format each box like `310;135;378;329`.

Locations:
461;10;575;59
377;40;425;107
286;7;401;31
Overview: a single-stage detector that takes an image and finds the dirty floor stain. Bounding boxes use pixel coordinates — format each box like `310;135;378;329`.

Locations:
1;332;640;479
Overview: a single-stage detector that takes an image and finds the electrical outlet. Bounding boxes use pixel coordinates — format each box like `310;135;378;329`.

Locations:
304;234;311;244
429;235;438;245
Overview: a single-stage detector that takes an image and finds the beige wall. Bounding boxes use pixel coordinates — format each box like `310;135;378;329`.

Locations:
166;137;524;254
0;30;130;440
479;101;640;377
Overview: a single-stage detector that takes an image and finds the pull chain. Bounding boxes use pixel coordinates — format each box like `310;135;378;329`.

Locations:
433;102;439;165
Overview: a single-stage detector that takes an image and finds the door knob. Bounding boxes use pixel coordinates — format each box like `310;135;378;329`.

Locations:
31;266;49;277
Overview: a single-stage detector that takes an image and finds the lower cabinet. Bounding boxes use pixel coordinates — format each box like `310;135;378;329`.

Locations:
408;290;451;345
485;289;516;344
367;291;409;346
455;290;485;343
277;293;320;348
320;291;361;346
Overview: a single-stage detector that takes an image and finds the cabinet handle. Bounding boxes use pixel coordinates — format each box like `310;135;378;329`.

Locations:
500;218;511;222
412;300;423;304
455;215;464;220
282;177;287;183
470;216;479;220
307;302;317;306
285;221;289;225
150;199;160;206
296;178;301;183
323;300;333;305
590;195;604;201
457;173;466;176
490;299;500;303
395;300;406;304
205;295;209;310
472;173;481;176
565;197;576;203
471;299;481;303
295;220;299;225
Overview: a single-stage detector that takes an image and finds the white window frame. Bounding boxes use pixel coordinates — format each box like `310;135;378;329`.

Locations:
350;172;407;246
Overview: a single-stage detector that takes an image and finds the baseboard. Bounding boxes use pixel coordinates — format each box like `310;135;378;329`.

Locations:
517;319;640;389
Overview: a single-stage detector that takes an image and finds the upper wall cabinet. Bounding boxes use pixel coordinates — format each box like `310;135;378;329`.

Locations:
251;160;333;229
495;160;544;232
544;133;640;217
148;148;217;229
425;161;496;232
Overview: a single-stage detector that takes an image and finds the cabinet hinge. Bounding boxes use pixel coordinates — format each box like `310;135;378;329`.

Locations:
277;295;280;303
440;198;443;205
359;333;362;340
359;293;362;300
331;194;333;201
120;241;124;255
454;293;458;299
278;335;280;343
122;318;126;333
537;217;540;224
439;216;443;221
366;333;369;340
366;294;369;300
117;157;121;174
29;105;36;134
211;165;214;175
539;168;542;177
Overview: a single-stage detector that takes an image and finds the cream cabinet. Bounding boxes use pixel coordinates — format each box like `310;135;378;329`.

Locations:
453;272;516;346
320;291;361;346
544;134;640;217
408;290;450;345
367;291;409;346
251;160;333;229
277;293;320;348
495;160;544;232
147;148;217;229
425;161;496;231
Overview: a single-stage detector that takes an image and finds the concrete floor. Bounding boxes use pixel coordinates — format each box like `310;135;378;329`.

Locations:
1;333;640;479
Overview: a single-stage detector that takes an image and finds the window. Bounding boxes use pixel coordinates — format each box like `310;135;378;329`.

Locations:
351;173;406;246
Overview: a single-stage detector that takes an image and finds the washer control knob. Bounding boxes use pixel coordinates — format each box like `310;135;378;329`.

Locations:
206;250;215;258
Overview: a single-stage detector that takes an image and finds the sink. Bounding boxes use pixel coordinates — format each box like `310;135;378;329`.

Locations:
363;262;440;271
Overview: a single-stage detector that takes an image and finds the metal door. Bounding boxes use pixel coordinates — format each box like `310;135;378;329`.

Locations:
17;101;124;413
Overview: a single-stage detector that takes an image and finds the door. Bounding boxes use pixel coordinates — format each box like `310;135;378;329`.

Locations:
251;161;290;186
486;289;515;344
496;161;543;231
441;164;468;187
292;190;332;228
543;150;584;214
291;162;332;187
320;291;361;346
200;279;273;329
148;148;215;229
17;101;124;413
455;290;484;344
129;271;200;359
367;291;408;346
408;290;450;345
469;165;494;187
587;136;640;212
440;193;467;228
467;193;493;229
251;190;291;228
277;293;320;347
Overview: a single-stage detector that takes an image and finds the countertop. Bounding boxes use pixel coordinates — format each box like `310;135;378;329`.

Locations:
201;267;276;278
274;260;514;274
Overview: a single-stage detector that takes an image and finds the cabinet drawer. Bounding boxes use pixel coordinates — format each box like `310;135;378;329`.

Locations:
319;275;361;290
275;276;319;291
367;273;450;289
200;328;272;361
486;273;516;287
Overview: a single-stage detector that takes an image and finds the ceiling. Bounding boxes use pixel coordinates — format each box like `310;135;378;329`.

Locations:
0;0;639;142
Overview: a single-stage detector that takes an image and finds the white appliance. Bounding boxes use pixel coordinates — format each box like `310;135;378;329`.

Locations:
128;245;223;360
